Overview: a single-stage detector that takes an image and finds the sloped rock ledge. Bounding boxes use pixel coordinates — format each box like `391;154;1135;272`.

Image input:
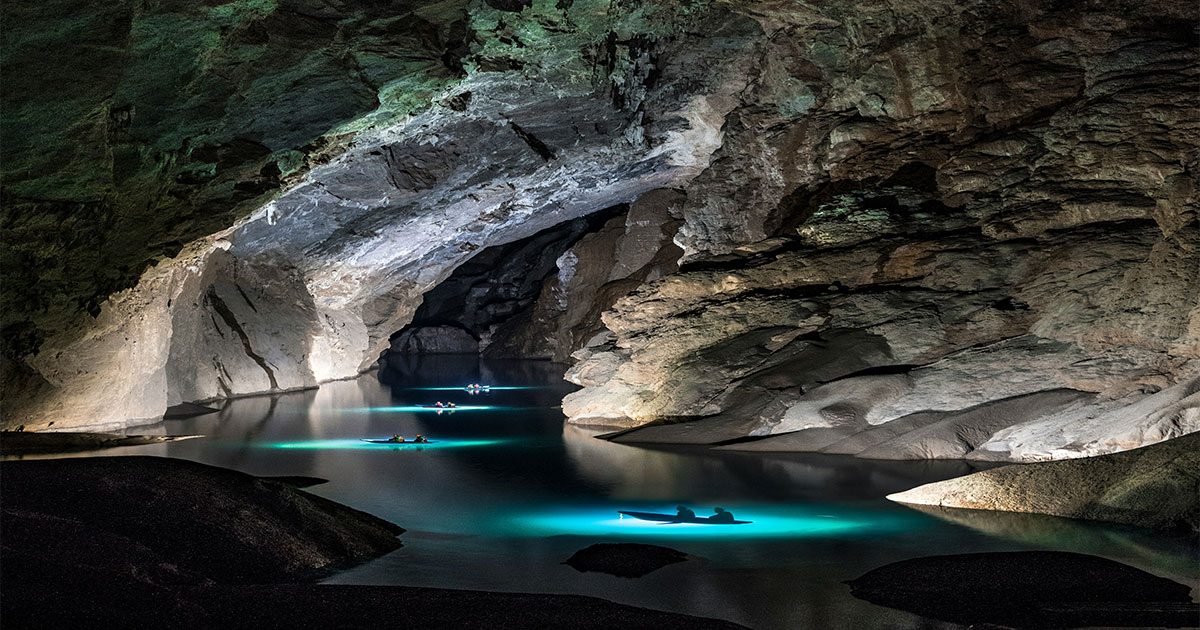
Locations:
888;432;1200;531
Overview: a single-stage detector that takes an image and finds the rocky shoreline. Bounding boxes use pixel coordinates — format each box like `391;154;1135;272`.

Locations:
0;456;745;629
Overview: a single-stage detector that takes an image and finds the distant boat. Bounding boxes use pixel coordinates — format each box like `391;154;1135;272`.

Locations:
360;439;438;445
464;385;491;391
618;510;752;525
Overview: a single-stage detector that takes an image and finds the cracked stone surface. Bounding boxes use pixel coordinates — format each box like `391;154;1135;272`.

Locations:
561;0;1199;461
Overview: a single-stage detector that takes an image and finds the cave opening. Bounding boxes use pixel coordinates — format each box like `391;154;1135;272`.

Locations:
386;203;628;359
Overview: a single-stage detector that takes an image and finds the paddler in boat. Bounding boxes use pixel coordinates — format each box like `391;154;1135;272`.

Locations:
388;434;405;443
675;505;696;519
413;434;429;444
708;507;735;523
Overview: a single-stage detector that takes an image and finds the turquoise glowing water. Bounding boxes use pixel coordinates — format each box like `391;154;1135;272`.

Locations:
266;438;509;450
29;356;1199;630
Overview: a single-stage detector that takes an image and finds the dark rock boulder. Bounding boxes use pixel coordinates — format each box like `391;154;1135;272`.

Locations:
847;551;1198;629
485;0;532;12
565;543;690;578
0;456;404;585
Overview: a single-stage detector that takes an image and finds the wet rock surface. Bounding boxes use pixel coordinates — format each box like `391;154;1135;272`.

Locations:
0;431;200;455
847;551;1198;629
888;431;1200;530
564;542;691;578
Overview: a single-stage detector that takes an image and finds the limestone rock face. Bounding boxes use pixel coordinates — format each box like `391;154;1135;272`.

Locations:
563;0;1200;459
488;188;685;362
888;432;1200;530
5;0;1198;459
5;2;761;430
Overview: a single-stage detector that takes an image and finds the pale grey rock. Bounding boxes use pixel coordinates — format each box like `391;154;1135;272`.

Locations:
889;432;1200;530
10;10;761;431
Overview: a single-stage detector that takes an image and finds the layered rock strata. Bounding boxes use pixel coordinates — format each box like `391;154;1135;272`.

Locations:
4;0;1197;456
4;1;760;430
563;0;1200;460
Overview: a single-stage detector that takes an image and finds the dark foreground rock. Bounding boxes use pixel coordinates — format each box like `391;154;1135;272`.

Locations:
0;431;201;455
889;432;1200;530
0;456;745;629
565;543;691;578
0;456;404;584
847;551;1199;629
2;583;749;630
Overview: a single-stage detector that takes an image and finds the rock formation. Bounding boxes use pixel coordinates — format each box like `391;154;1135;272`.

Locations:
2;0;1197;465
847;551;1197;628
0;456;746;630
4;0;757;430
888;430;1200;530
560;0;1200;461
564;542;691;578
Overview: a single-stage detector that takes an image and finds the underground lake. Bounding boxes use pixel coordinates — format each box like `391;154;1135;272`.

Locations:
7;356;1196;630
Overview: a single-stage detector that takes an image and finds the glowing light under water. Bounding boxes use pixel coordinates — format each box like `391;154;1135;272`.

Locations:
263;438;508;450
339;405;497;412
500;505;923;540
406;386;540;391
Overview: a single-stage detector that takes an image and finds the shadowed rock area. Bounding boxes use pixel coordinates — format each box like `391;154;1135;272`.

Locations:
3;584;749;630
0;456;746;630
888;432;1200;530
0;431;200;455
565;543;691;578
847;551;1198;629
0;456;405;584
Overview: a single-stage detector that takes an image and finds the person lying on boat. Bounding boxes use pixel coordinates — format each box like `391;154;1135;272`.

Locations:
448;402;457;408
412;434;429;444
434;402;445;407
388;434;406;443
708;507;735;523
675;505;696;519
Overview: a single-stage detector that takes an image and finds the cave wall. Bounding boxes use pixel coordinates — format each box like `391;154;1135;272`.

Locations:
4;0;761;430
562;0;1200;461
3;0;1197;462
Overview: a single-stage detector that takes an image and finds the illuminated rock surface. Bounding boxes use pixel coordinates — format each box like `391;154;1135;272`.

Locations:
888;431;1200;530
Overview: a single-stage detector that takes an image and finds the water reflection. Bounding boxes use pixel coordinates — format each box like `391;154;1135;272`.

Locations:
899;504;1200;596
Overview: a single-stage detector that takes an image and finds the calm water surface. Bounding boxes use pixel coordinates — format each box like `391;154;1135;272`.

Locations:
23;356;1199;629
